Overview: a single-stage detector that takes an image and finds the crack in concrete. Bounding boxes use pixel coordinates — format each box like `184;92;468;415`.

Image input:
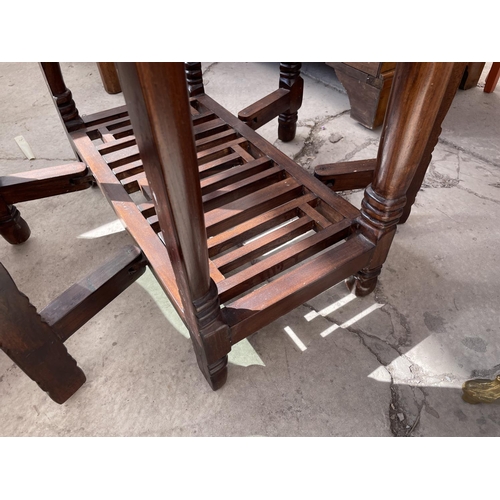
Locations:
292;111;351;168
302;298;425;436
455;184;500;206
470;363;500;379
338;140;378;163
438;137;500;169
201;62;219;78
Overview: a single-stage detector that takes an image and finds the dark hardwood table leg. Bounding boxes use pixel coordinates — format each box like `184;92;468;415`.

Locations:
116;62;231;390
278;63;303;142
0;198;30;244
97;63;122;94
348;63;457;296
399;62;467;223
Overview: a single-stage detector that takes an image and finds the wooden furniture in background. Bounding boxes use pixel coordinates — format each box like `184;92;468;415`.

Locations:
327;62;396;129
484;62;500;93
97;62;122;94
0;162;92;244
315;63;467;224
459;62;485;90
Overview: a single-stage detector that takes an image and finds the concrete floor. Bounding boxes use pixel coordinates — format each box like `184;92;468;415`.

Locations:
1;62;499;436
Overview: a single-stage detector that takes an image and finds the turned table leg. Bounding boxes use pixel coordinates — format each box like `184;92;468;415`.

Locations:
278;63;303;142
399;62;467;224
348;63;457;296
0;198;30;244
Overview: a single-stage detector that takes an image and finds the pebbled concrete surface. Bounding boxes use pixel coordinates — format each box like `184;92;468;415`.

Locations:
1;62;499;436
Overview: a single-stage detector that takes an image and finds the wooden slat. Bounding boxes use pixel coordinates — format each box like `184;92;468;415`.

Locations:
207;193;316;257
121;171;146;193
209;260;225;284
204;177;302;237
199;152;242;177
197;137;248;165
97;136;137;155
112;159;144;180
232;144;255;162
193;117;227;139
139;177;152;201
217;218;352;303
85;117;131;139
198;94;360;220
102;144;140;168
107;124;134;139
82;105;128;127
202;165;284;212
98;127;115;143
137;202;156;219
71;130;184;320
299;202;333;229
196;129;238;152
200;157;272;195
213;215;315;274
191;110;217;125
223;235;374;343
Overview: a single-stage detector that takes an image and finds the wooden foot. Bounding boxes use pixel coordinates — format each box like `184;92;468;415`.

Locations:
194;348;228;391
278;63;303;142
346;266;381;297
0;204;31;244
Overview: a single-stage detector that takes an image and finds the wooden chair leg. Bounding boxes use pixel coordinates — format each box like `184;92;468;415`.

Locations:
116;62;231;390
0;199;31;244
185;62;205;97
97;63;122;94
278;63;303;142
484;62;500;94
348;63;457;296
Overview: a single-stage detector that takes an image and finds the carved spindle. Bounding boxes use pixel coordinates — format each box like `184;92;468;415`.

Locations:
0;198;30;244
185;62;205;97
348;63;456;296
399;63;467;223
40;62;84;132
116;62;230;389
278;62;303;142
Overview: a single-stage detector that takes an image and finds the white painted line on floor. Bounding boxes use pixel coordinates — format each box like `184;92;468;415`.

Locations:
304;293;357;321
284;326;307;351
320;302;384;338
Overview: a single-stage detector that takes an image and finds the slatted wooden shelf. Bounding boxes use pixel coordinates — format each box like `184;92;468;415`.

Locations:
71;95;374;341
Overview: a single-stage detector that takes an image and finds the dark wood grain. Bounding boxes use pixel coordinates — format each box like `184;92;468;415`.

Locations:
97;63;122;94
115;63;231;389
40;245;146;342
349;63;457;296
0;263;86;404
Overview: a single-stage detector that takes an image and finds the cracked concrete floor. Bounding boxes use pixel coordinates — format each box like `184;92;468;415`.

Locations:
1;62;499;436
